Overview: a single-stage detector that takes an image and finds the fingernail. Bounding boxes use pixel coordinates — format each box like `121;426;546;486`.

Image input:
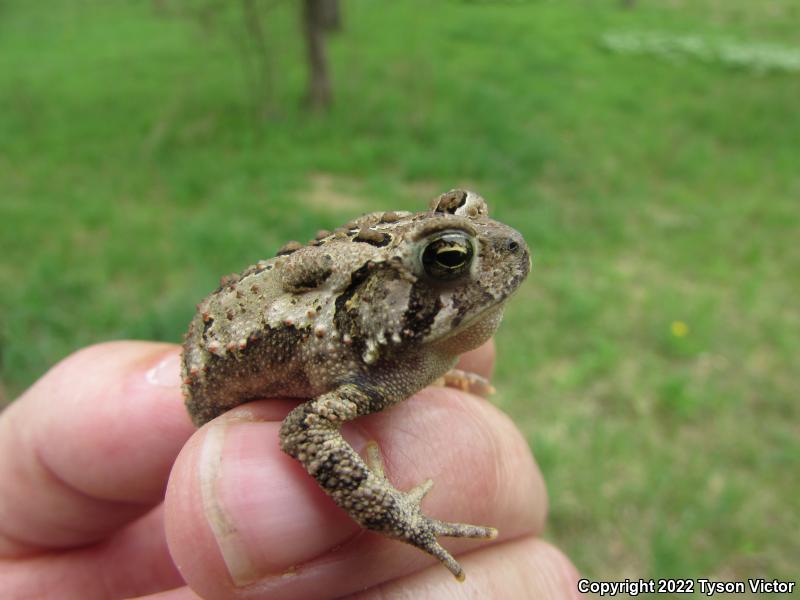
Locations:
198;416;359;586
146;352;181;388
199;419;261;586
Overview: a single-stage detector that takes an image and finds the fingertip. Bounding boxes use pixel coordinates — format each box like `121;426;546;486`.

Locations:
29;341;195;502
0;341;194;553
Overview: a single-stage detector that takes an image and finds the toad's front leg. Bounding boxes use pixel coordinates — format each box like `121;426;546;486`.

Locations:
279;384;496;580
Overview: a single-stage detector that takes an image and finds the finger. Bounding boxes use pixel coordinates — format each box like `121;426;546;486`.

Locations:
1;505;185;599
0;342;194;555
456;338;495;380
165;385;546;599
349;537;582;599
130;587;204;600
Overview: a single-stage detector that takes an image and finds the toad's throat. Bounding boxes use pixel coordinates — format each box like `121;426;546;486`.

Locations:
431;304;506;355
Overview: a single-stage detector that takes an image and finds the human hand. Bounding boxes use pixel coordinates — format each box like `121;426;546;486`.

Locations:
0;341;580;599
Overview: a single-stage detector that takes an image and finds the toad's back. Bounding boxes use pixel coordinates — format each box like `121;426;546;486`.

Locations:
181;239;382;426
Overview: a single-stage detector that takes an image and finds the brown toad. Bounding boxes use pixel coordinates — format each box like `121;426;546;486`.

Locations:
181;189;530;580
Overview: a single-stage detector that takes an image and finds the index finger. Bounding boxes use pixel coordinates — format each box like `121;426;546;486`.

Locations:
0;342;194;556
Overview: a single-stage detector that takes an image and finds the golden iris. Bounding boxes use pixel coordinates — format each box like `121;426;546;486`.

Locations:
421;232;474;281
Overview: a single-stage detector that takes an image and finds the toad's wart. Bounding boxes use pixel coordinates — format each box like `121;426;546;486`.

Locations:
182;189;530;580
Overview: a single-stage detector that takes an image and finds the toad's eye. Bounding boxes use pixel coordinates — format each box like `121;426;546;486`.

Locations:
421;232;474;281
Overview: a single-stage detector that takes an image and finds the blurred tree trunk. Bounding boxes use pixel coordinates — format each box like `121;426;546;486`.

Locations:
160;0;341;113
302;0;336;110
319;0;341;32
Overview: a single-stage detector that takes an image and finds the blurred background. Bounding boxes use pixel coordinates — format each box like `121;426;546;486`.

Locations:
1;0;797;586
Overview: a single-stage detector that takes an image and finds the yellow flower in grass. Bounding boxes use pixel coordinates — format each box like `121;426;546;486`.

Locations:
671;320;689;338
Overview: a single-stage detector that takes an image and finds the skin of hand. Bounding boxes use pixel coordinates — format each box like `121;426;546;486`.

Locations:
0;341;581;600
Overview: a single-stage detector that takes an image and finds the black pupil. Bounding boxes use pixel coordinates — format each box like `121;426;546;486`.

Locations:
436;247;466;268
422;234;473;280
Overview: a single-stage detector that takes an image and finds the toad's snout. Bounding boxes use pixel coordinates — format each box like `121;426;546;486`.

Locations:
491;226;530;284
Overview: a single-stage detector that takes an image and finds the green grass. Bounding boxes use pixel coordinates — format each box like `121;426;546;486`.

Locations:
1;0;798;590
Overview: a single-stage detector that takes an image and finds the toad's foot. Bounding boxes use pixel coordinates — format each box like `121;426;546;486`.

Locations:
434;368;496;397
391;478;498;581
365;441;498;581
281;386;496;581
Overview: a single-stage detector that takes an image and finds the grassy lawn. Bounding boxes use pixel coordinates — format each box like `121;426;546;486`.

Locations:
1;0;797;590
